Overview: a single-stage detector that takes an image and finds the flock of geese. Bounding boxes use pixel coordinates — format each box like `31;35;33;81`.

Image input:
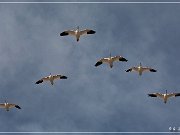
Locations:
1;26;180;112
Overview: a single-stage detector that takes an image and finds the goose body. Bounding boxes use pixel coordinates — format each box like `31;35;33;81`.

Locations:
126;63;157;75
0;101;21;111
36;74;67;85
60;26;96;42
148;90;180;103
95;54;128;68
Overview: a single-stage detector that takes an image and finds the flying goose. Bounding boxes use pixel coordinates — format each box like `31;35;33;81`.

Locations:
126;63;157;76
0;101;21;111
148;90;180;103
36;73;67;85
95;54;128;68
60;26;96;42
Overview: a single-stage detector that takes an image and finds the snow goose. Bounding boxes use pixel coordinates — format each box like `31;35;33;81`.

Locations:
36;73;67;85
60;26;96;42
95;54;128;68
0;101;21;111
148;90;180;103
126;63;157;76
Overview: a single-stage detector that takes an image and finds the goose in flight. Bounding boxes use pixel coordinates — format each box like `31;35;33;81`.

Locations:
36;73;67;85
148;90;180;103
126;63;157;76
60;26;96;42
95;53;128;68
0;101;21;111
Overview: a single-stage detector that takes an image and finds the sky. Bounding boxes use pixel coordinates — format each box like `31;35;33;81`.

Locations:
0;1;180;134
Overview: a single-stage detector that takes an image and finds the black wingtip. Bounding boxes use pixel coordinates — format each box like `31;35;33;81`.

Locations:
175;93;180;97
150;69;157;72
148;94;157;97
60;76;67;79
126;69;132;72
35;79;43;84
60;32;69;36
120;57;128;62
87;30;96;34
15;105;21;109
95;61;102;67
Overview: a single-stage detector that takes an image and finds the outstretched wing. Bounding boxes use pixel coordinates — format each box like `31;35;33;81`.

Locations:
142;67;157;72
60;30;76;36
35;76;49;84
8;104;21;109
112;56;128;62
126;67;138;72
167;93;180;98
148;93;163;98
53;75;68;80
79;29;96;36
80;29;96;35
95;58;109;67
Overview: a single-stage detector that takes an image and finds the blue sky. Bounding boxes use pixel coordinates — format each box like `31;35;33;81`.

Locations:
0;2;180;134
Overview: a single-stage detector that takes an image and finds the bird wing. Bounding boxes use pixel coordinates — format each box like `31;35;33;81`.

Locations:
53;75;68;80
156;93;164;98
60;30;76;36
175;93;180;97
126;67;138;72
8;104;16;108
35;79;43;84
142;67;157;72
35;76;50;84
95;58;109;67
148;93;157;97
15;105;21;109
112;56;128;62
0;104;5;108
167;93;180;98
79;29;96;36
148;93;163;98
9;104;21;109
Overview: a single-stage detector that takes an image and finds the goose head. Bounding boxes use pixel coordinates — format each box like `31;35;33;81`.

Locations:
5;100;8;105
140;62;142;67
76;26;79;31
138;62;142;69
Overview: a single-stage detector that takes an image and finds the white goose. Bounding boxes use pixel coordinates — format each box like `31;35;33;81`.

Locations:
126;63;157;76
60;26;96;42
148;90;180;103
95;54;128;68
0;101;21;111
36;73;67;85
